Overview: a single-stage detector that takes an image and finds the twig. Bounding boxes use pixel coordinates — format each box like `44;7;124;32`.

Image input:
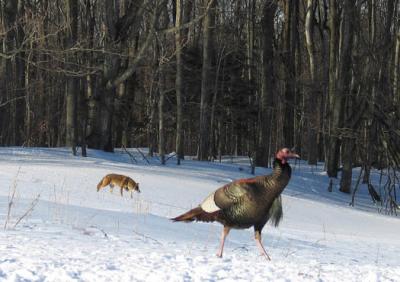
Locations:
4;167;21;230
132;229;162;245
122;145;138;164
165;153;176;163
136;148;151;164
248;154;255;175
350;166;364;206
0;96;26;108
232;246;249;252
89;225;109;239
13;194;41;229
328;178;333;192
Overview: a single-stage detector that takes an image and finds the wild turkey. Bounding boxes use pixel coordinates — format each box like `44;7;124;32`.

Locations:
172;148;299;260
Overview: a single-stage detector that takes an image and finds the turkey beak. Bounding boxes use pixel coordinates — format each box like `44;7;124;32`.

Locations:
289;152;300;159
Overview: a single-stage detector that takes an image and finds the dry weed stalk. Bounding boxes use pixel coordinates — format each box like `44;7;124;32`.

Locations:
13;194;41;228
4;167;21;230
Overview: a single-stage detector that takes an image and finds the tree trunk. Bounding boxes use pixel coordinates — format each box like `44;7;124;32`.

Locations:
340;138;354;193
377;0;394;102
283;0;298;149
361;0;377;180
327;0;339;177
158;76;166;165
198;0;216;161
15;1;26;145
158;0;170;165
305;0;319;165
2;0;26;145
147;66;158;157
209;43;225;160
175;0;184;164
394;29;400;103
337;0;356;192
65;0;78;155
255;0;277;167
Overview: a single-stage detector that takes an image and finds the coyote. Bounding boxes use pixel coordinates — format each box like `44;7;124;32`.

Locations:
97;174;140;198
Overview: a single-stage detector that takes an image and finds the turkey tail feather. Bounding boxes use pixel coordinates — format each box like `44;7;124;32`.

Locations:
172;207;218;223
268;195;283;227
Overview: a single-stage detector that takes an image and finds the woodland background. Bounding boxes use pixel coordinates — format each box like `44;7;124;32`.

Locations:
0;0;399;201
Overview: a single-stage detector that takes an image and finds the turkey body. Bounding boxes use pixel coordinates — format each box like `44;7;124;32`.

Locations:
172;155;296;259
200;159;290;230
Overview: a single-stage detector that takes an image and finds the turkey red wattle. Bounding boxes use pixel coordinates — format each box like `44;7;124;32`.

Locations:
275;148;300;164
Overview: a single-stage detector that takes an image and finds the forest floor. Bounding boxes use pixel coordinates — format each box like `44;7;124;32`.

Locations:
0;147;399;281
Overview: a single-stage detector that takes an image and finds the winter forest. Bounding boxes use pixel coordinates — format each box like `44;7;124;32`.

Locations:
1;1;400;280
1;0;400;203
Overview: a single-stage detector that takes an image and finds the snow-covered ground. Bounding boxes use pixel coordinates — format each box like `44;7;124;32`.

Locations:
0;147;399;281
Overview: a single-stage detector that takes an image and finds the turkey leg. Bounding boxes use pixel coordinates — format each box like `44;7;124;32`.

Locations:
216;226;231;257
255;230;271;261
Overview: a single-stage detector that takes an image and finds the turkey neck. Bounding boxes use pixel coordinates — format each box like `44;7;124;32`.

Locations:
260;159;292;194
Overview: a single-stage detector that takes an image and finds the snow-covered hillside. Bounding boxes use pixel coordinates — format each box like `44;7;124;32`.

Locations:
0;148;399;281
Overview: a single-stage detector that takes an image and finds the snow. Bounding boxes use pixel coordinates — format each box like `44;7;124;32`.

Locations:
0;147;399;281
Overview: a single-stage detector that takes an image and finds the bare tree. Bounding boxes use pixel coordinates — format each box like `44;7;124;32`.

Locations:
304;0;320;165
327;0;342;178
175;0;184;164
255;0;277;167
337;0;356;193
65;0;78;155
198;0;216;161
283;0;298;149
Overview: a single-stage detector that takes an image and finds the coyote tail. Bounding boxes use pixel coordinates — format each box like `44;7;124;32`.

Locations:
97;177;106;191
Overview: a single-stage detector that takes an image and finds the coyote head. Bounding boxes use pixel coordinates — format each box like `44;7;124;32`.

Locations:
133;182;140;193
126;180;140;193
